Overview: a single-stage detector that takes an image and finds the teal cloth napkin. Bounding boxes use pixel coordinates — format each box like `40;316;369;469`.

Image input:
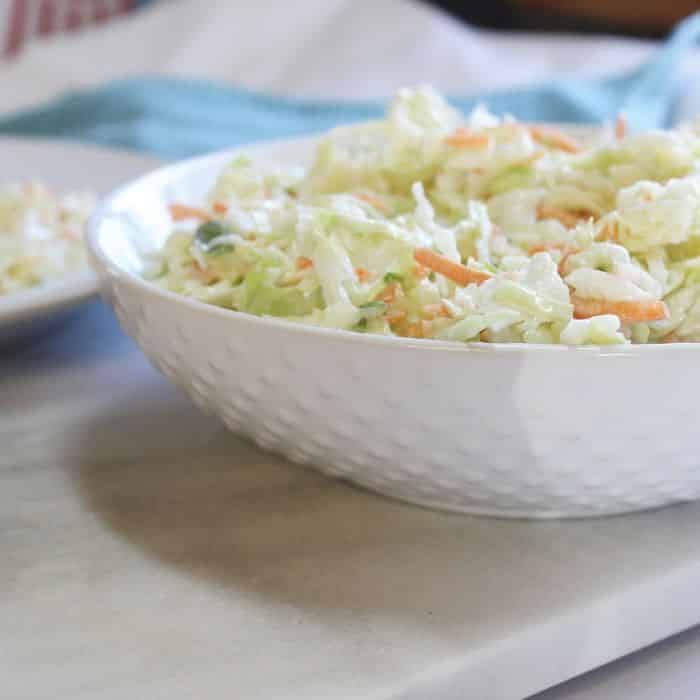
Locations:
2;12;700;159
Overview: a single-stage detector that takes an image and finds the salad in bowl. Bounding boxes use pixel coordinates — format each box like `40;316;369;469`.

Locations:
150;87;700;346
88;87;700;518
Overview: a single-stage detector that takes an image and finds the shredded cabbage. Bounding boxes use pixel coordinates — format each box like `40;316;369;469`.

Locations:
151;86;700;345
0;182;93;296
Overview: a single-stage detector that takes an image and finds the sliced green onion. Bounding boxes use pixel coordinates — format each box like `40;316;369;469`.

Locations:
195;220;225;245
195;221;234;255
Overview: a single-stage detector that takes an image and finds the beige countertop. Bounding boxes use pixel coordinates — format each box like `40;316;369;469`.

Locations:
4;301;700;700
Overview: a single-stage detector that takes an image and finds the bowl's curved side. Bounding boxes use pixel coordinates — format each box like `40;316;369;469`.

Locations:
98;266;700;518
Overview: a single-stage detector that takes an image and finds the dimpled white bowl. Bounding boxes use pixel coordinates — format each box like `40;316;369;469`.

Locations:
87;134;700;519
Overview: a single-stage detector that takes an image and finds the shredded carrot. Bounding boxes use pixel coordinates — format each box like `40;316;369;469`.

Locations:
536;203;592;229
414;248;491;287
356;192;387;212
296;256;313;270
212;201;229;214
422;303;451;319
169;203;211;221
420;320;434;338
404;322;422;338
378;283;398;304
385;309;406;324
527;241;581;276
571;295;669;323
355;267;371;283
446;128;490;149
558;250;578;277
615;113;627;140
528;125;581;154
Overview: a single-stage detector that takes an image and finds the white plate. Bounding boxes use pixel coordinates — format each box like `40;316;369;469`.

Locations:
0;138;160;345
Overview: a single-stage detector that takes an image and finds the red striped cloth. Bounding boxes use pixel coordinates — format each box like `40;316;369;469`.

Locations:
3;0;138;56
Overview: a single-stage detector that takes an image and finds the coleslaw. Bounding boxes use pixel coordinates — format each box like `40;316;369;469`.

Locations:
151;86;700;345
0;182;94;296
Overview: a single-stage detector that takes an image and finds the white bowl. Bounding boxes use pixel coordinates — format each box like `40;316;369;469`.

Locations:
0;138;160;346
87;135;700;519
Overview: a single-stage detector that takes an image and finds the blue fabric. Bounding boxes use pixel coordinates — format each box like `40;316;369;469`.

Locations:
2;12;700;160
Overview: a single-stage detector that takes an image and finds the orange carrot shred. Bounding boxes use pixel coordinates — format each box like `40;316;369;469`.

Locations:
413;248;491;287
558;251;578;277
386;309;406;324
296;256;313;270
615;113;627;140
445;128;490;149
404;322;421;338
527;241;582;276
355;267;371;283
528;125;581;153
422;303;451;319
571;295;669;323
420;320;434;338
169;203;211;221
378;283;398;304
212;201;228;214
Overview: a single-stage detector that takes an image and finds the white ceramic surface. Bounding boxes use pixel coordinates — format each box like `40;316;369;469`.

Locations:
0;138;160;344
87;135;700;518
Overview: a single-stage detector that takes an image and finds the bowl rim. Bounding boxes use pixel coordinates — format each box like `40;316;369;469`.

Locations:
87;133;700;356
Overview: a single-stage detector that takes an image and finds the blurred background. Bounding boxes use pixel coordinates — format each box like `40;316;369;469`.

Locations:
4;0;700;58
435;0;700;37
2;1;700;153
